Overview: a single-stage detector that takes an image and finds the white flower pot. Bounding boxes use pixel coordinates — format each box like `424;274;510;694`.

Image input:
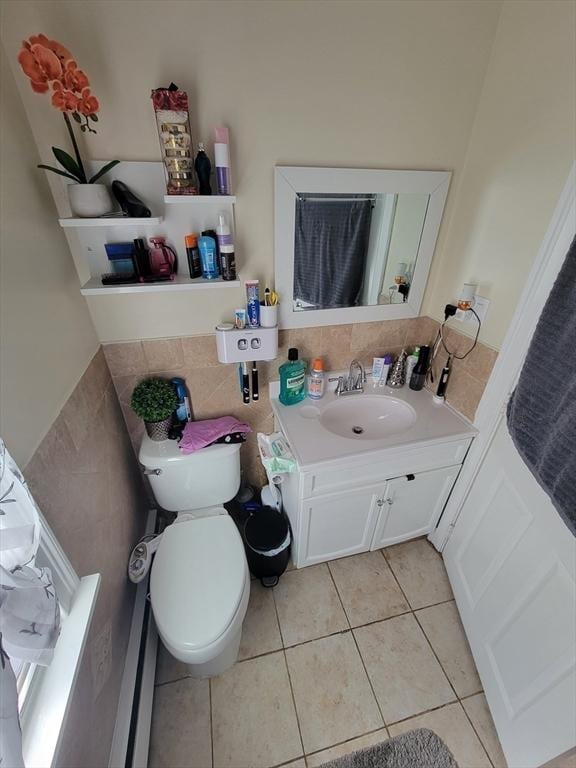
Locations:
68;183;113;218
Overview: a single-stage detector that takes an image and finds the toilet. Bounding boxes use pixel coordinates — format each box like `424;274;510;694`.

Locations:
139;434;250;678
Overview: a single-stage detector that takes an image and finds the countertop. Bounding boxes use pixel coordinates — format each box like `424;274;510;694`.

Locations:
270;374;477;468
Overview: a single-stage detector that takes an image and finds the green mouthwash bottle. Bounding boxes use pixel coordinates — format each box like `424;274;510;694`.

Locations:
279;348;307;405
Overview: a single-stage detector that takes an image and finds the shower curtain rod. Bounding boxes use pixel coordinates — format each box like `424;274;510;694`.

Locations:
297;194;377;203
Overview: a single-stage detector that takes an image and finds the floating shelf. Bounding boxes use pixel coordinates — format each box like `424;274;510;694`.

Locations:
80;274;241;296
59;216;163;228
163;195;236;205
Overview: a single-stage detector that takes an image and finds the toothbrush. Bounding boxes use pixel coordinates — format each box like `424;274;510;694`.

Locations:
251;362;259;401
242;362;250;404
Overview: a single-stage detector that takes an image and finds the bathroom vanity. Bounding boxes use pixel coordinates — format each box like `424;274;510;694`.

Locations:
270;377;477;568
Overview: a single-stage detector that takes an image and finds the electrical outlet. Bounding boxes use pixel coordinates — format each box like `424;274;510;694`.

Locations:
455;295;490;325
91;620;112;700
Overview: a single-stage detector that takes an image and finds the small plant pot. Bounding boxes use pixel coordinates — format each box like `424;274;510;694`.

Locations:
145;416;172;442
68;183;113;217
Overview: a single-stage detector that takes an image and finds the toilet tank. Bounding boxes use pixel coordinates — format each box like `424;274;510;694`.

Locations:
139;434;242;512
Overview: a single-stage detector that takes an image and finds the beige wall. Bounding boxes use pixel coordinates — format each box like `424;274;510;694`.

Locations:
1;41;147;767
0;43;99;466
1;0;573;347
25;350;147;768
0;0;502;339
422;0;576;348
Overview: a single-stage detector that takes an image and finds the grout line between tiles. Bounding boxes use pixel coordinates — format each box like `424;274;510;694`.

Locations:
376;547;462;713
412;607;460;702
386;544;462;707
384;698;462;729
376;545;496;764
281;650;306;763
325;562;352;630
458;697;496;768
459;690;485;702
271;587;306;763
326;560;388;729
303;724;391;763
209;677;214;768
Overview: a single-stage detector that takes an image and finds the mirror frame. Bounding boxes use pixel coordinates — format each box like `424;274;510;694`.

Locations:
274;166;451;328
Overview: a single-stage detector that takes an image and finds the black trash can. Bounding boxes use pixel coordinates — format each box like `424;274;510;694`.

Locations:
243;504;291;587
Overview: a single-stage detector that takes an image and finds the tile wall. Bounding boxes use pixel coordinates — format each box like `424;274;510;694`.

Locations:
24;348;148;768
104;317;497;488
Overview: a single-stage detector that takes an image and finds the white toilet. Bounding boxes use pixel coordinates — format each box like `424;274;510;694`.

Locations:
139;434;250;678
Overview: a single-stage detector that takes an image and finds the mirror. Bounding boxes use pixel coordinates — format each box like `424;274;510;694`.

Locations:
293;192;430;310
275;167;451;328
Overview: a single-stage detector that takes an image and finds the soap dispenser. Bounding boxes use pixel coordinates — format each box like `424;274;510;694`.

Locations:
279;348;306;405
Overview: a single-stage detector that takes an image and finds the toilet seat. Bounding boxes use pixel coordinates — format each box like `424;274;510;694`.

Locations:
150;511;249;664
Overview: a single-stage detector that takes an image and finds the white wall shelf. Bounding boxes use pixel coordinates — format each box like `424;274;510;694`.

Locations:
59;216;163;228
52;160;242;339
163;195;236;205
80;275;240;295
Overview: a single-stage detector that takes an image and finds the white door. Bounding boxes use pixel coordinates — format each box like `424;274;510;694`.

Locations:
371;465;461;549
444;419;576;767
300;483;382;566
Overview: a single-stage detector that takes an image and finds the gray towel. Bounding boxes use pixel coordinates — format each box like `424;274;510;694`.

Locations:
294;196;373;308
507;235;576;536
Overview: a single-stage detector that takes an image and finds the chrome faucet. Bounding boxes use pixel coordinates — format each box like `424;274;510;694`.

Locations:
334;359;366;396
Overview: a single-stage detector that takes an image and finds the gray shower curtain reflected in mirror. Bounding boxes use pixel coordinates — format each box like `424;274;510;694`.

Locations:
293;194;374;309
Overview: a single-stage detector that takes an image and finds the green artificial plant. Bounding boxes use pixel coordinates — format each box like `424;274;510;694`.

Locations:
131;378;178;423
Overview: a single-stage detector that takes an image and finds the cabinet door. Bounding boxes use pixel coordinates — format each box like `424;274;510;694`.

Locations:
371;465;460;550
300;483;383;567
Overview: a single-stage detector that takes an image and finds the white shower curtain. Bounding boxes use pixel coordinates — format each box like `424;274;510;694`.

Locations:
0;439;61;768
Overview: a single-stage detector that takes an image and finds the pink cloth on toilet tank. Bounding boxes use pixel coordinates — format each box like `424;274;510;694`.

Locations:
179;416;252;453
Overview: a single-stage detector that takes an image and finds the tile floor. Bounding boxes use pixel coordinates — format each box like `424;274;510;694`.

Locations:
149;538;508;768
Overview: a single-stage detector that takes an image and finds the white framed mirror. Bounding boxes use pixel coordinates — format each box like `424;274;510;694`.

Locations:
274;166;451;328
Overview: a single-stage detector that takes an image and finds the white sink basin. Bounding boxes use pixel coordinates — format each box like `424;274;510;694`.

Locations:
319;395;417;440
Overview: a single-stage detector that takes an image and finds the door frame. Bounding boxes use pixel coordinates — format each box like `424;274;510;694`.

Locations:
430;163;576;550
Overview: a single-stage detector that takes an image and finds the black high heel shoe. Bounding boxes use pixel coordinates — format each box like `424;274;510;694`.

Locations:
112;180;152;218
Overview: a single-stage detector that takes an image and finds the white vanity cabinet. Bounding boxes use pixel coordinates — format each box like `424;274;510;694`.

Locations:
271;379;477;568
370;465;461;549
301;483;383;566
280;437;471;568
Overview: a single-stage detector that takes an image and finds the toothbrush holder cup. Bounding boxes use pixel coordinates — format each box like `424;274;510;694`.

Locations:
260;305;278;328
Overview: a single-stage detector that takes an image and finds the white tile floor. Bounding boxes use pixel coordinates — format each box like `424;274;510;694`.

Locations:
148;539;507;768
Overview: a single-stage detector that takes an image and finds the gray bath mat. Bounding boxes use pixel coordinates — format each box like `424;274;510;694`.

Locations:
318;729;459;768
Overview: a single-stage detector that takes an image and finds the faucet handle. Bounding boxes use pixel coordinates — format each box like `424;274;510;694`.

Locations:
335;376;347;395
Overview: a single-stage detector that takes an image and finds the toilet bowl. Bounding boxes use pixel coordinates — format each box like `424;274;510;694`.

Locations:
151;511;250;677
139;435;249;678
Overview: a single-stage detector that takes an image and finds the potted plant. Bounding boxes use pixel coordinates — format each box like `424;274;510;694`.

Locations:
17;34;119;217
131;378;178;441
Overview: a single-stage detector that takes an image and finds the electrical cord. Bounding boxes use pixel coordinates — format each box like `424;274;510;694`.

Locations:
427;307;481;386
440;307;481;359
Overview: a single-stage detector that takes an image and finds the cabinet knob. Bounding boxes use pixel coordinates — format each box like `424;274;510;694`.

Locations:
377;497;393;507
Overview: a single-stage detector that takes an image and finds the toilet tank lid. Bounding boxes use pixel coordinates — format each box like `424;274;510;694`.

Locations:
150;515;246;651
139;434;240;467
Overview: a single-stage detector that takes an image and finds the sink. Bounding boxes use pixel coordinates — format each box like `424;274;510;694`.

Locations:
318;395;417;440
